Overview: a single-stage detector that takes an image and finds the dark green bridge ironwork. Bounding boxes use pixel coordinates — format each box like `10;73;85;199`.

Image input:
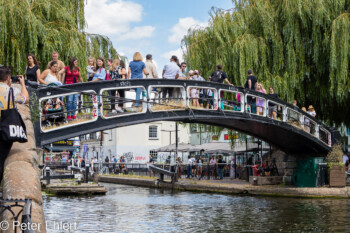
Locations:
30;79;341;154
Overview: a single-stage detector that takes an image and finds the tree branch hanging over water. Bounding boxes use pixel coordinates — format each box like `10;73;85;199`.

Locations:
183;0;350;126
0;0;119;79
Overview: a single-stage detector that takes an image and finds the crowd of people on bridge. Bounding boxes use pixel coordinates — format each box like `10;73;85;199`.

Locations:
0;51;321;183
1;50;321;132
3;51;319;123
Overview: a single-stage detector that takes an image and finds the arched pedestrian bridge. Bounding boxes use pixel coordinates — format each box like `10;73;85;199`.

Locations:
31;79;341;154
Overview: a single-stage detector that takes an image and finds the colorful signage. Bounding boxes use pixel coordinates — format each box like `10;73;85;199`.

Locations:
52;140;74;146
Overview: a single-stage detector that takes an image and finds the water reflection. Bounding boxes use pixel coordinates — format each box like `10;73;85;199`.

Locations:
43;183;350;232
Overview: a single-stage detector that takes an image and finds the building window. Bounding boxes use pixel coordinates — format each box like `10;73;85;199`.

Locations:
149;125;158;139
150;151;158;161
190;125;198;133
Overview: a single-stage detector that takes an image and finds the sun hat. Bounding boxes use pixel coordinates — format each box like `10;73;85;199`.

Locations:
194;70;199;74
189;70;194;74
308;105;314;110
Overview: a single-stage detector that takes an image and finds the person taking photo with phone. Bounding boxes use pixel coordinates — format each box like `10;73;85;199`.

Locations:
0;66;29;182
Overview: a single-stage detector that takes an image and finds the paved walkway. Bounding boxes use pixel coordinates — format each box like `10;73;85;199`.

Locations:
99;175;350;198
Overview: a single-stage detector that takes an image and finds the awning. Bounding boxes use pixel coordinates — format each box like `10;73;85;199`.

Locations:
151;143;193;152
151;142;269;154
44;146;77;152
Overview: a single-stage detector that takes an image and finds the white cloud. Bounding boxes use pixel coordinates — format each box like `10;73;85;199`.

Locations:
123;26;155;40
85;0;154;40
162;48;184;62
168;17;208;44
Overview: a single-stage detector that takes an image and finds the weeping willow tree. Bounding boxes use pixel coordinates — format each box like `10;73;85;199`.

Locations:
0;0;119;79
183;0;350;126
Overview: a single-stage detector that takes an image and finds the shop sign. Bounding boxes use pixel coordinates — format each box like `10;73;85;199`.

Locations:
53;140;74;146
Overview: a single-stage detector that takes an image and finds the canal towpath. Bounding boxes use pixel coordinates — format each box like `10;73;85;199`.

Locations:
98;175;350;198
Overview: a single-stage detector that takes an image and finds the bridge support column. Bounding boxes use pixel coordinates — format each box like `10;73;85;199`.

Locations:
265;149;297;185
267;149;325;185
282;155;297;185
1;102;46;232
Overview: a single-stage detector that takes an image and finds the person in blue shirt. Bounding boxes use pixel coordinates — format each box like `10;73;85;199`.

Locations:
89;57;106;116
90;57;106;82
128;52;149;107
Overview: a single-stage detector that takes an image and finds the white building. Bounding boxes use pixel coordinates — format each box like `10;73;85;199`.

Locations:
95;121;190;163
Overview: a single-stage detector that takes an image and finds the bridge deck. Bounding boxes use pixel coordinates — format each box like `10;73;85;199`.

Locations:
30;79;341;154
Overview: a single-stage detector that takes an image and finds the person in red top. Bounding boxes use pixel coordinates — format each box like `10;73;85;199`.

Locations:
61;57;83;120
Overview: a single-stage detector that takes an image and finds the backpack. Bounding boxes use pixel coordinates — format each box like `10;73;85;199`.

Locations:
244;80;249;88
211;71;222;83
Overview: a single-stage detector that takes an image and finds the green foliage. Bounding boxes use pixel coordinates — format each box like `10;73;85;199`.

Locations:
325;144;343;163
327;162;345;171
29;90;39;122
183;0;350;126
0;0;119;81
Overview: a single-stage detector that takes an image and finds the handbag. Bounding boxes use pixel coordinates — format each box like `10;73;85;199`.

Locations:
105;71;111;81
0;88;28;143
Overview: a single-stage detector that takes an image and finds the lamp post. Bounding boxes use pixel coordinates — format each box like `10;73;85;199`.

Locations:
100;131;109;162
161;122;179;162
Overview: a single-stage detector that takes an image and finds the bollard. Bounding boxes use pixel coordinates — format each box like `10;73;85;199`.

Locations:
46;167;51;185
85;165;89;183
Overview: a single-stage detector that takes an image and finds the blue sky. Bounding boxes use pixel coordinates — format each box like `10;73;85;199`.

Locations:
85;0;233;74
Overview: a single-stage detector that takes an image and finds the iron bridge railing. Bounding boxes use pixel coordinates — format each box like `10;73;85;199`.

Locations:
30;79;335;148
0;198;34;233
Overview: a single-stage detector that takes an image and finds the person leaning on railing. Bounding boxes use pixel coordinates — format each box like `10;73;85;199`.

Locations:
256;83;266;116
38;61;62;86
162;55;180;102
209;65;233;109
0;66;29;182
267;87;278;119
209;64;233;85
128;52;149;108
109;59;127;113
60;57;84;120
192;70;206;108
144;54;158;79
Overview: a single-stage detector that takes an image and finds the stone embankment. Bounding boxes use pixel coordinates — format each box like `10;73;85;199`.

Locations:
99;175;350;198
1;85;46;232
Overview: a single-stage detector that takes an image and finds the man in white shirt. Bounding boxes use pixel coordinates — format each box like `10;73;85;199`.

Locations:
162;56;180;102
186;155;194;178
144;54;158;78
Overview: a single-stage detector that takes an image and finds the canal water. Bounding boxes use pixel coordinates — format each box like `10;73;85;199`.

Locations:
43;183;350;232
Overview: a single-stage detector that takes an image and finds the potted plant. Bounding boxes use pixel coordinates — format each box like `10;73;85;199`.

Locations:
325;144;345;187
